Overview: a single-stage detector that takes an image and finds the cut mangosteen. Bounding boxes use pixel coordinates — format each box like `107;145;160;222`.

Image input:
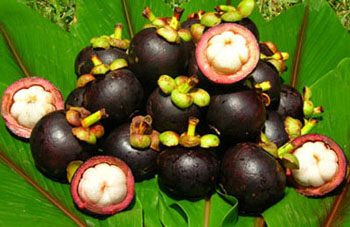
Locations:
286;134;347;197
219;142;286;215
83;68;144;125
195;23;259;84
30;110;97;182
206;87;266;143
1;77;64;139
103;116;159;181
70;155;134;216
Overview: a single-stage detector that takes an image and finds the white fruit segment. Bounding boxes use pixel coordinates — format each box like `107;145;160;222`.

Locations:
291;141;339;187
10;86;55;128
78;163;127;208
205;31;249;74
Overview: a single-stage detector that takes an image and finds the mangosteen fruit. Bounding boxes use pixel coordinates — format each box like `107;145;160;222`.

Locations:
1;77;64;139
70;155;135;216
219;142;286;215
277;85;304;121
250;60;281;107
128;7;191;92
103;115;160;181
236;18;259;40
83;64;144;125
195;23;259;85
286;134;347;197
75;24;129;77
30;109;100;182
65;86;86;108
206;86;266;143
157;117;220;198
263;110;289;148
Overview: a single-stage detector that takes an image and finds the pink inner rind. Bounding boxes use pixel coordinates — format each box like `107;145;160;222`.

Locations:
70;155;135;215
1;77;64;138
195;23;260;84
287;134;347;196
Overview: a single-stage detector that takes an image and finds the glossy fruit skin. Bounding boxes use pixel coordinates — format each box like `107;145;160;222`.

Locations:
286;134;347;197
128;28;189;93
206;87;266;143
30;110;96;182
71;155;134;216
195;23;260;85
277;85;303;121
263;110;289;147
219;143;286;215
65;86;86;108
236;18;259;40
1;77;64;139
146;88;202;133
259;42;274;56
250;60;281;107
158;146;219;198
103;123;158;181
75;46;128;77
83;69;144;125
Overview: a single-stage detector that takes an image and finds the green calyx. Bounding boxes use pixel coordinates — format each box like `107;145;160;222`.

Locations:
109;58;128;71
66;160;83;183
90;56;129;76
260;42;290;74
159;131;179;147
190;23;205;44
90;23;130;50
302;86;324;118
237;0;255;18
200;12;221;27
142;6;191;43
129;115;160;151
157;75;210;109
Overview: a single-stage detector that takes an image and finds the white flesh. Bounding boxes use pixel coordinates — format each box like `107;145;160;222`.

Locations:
291;141;338;187
78;163;127;207
10;86;55;128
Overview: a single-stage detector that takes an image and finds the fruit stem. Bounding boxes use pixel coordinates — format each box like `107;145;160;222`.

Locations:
81;109;107;128
277;142;295;157
142;7;156;22
301;119;318;135
178;75;199;94
170;7;184;30
187;117;199;137
113;24;123;40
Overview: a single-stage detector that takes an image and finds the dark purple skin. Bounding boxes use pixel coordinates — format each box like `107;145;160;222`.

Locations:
30;110;96;182
259;43;274;56
277;84;304;121
75;46;128;77
236;18;259;41
65;86;86;108
128;28;189;93
83;69;144;125
146;88;202;133
187;53;215;91
158;146;219;198
103;123;158;181
219;143;286;215
264;110;289;147
206;88;266;143
250;60;281;107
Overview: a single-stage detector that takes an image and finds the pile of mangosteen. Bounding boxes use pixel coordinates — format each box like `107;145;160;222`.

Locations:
1;0;347;218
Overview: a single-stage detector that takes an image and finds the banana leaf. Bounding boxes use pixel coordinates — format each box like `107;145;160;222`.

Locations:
0;0;349;226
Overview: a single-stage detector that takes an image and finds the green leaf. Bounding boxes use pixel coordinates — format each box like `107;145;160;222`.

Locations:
1;0;350;226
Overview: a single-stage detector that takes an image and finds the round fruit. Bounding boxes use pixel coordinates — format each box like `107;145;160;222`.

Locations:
1;77;64;138
83;68;144;124
277;85;303;121
128;27;189;92
65;86;86;108
196;23;259;84
236;18;259;40
206;87;266;143
219;142;286;215
158;146;219;198
286;134;347;196
263;110;289;147
70;156;134;216
103;123;159;181
30;110;96;182
147;88;202;133
250;60;281;107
